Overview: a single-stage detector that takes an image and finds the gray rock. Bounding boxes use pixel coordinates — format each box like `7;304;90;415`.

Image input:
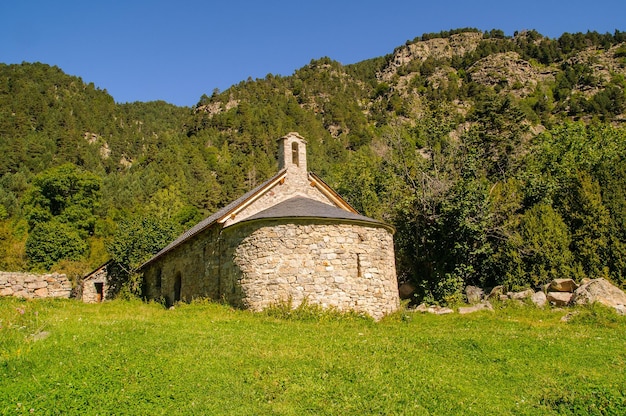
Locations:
547;291;573;306
572;278;626;315
414;303;454;315
549;278;578;292
509;289;535;300
430;306;454;315
458;302;493;314
465;286;484;304
487;285;504;299
531;291;547;308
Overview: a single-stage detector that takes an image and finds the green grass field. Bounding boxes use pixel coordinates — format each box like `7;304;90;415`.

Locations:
1;297;624;415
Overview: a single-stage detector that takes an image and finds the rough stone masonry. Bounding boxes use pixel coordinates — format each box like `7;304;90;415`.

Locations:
0;271;72;299
225;220;399;320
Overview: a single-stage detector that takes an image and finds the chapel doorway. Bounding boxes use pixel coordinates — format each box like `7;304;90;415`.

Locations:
94;282;104;303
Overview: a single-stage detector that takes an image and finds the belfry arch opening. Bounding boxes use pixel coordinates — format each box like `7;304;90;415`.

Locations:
291;142;299;166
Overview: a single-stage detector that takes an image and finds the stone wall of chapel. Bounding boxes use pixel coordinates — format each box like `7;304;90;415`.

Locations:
142;226;221;305
141;219;400;319
222;220;399;320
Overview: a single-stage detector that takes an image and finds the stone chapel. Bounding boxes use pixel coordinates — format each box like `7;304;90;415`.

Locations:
139;132;399;319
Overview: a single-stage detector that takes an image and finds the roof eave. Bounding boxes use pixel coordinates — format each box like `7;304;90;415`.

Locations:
308;172;358;214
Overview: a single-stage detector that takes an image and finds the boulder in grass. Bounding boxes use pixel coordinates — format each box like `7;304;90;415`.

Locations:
531;291;547;308
414;303;454;315
509;289;535;300
465;286;484;304
487;285;504;300
549;279;578;292
458;302;493;314
572;278;626;315
547;291;573;306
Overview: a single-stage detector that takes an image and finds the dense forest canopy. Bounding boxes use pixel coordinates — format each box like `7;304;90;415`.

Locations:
1;28;625;303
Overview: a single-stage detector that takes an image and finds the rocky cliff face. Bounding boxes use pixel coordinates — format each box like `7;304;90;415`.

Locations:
468;51;557;97
567;44;626;97
378;33;626;103
379;32;483;81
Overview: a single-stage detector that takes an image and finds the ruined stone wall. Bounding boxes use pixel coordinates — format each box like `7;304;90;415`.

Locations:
0;272;72;299
222;219;399;320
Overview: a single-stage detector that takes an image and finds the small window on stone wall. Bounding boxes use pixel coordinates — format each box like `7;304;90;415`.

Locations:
292;142;299;166
174;273;182;303
357;253;363;277
155;268;162;290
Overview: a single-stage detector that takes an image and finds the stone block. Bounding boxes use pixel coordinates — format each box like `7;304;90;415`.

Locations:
14;290;31;298
547;291;573;306
531;291;547;308
509;289;535;300
34;287;49;297
0;287;13;296
465;285;484;304
572;278;626;313
458;302;494;314
549;279;578;292
27;280;48;290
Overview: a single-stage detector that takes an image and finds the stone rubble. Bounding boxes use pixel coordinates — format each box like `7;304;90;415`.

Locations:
412;278;626;316
458;302;494;314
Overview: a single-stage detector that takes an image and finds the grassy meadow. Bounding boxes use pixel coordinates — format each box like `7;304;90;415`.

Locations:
1;297;625;415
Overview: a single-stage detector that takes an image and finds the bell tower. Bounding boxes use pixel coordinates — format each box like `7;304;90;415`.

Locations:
277;132;307;174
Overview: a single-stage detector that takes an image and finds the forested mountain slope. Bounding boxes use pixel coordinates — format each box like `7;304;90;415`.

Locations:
1;28;625;303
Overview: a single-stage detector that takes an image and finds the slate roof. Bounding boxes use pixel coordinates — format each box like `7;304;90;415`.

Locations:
138;169;286;270
242;196;391;229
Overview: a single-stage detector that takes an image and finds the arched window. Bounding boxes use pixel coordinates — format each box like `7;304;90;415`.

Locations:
291;142;299;166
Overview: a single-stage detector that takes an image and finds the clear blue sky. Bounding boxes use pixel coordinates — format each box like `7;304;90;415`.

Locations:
2;0;624;107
